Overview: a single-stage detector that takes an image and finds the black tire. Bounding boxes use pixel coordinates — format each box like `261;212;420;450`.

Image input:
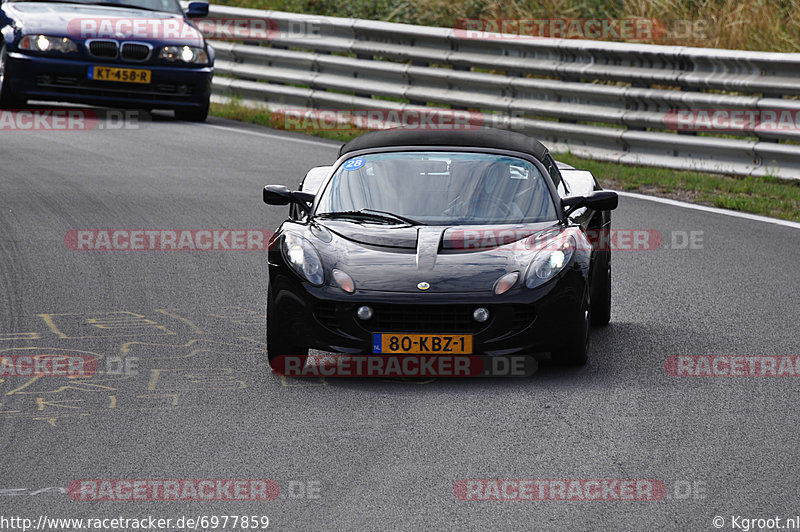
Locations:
266;284;308;373
0;42;25;109
590;249;612;326
174;100;209;122
551;291;590;366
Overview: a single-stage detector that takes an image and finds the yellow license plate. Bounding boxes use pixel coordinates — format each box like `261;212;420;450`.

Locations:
91;66;151;84
372;333;473;354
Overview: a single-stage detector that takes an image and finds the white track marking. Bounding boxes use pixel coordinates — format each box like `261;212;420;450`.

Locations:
614;191;800;230
206;124;340;148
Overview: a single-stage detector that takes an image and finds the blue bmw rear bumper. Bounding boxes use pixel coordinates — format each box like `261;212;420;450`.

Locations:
6;51;212;110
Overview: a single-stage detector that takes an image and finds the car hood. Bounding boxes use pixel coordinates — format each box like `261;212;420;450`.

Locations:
4;2;203;45
315;220;561;293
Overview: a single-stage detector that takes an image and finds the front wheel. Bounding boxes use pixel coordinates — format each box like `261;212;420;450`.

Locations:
551;291;590;366
174;100;209;122
266;284;308;373
590;250;611;326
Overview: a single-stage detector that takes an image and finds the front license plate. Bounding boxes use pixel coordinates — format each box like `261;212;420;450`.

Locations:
372;333;473;354
89;66;151;84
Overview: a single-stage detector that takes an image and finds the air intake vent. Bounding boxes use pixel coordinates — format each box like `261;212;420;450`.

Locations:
121;42;151;61
88;40;118;58
366;304;487;333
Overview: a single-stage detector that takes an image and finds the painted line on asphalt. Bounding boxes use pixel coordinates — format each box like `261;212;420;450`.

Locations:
614;191;800;230
205;124;341;149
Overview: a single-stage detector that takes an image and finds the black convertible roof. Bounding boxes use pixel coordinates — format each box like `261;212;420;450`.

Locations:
339;127;550;161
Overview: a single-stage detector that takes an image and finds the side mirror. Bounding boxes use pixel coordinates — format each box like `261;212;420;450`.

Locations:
186;1;209;18
562;190;618;217
263;185;292;205
585;190;618;211
263;185;315;211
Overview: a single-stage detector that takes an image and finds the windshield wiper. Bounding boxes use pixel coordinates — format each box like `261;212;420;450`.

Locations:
357;209;421;226
316;209;421;226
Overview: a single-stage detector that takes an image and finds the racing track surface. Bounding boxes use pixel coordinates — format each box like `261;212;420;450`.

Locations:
1;111;800;531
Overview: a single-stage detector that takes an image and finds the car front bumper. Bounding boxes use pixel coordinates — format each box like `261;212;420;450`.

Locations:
6;51;212;110
268;264;588;357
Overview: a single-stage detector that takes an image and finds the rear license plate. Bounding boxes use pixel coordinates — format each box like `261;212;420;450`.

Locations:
372;333;473;354
90;66;151;84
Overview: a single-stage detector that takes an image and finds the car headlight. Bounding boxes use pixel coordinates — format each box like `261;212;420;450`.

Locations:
159;45;209;64
19;35;78;54
525;234;576;289
282;233;324;286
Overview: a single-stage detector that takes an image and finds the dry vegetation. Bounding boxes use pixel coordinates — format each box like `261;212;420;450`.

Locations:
213;0;800;52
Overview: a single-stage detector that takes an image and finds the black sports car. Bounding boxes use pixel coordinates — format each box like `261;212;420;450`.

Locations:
263;127;618;371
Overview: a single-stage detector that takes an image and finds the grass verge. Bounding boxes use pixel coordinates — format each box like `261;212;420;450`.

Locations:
211;101;800;222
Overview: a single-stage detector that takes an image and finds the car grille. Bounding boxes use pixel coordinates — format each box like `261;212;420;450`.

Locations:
315;303;486;333
88;40;118;58
120;42;151;61
315;303;537;336
368;304;484;333
34;74;79;86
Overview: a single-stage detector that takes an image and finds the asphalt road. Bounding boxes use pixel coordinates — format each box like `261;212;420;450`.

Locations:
1;111;800;531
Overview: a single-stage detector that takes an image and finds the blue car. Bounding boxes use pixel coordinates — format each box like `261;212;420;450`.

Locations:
0;0;213;120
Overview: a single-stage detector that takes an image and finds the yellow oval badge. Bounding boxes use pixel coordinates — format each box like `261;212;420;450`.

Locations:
417;282;431;291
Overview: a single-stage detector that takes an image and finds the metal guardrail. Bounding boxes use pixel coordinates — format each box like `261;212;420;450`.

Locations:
201;5;800;179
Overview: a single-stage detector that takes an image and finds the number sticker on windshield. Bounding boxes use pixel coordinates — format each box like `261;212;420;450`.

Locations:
343;158;365;171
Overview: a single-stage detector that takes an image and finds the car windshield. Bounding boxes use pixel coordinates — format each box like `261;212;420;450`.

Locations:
10;0;182;14
315;151;558;225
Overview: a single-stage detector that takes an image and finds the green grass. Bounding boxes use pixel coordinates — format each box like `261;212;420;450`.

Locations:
554;153;800;222
211;100;377;142
211;100;275;127
211;100;800;222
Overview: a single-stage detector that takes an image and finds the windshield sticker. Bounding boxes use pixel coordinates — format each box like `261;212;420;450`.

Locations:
343;158;365;171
